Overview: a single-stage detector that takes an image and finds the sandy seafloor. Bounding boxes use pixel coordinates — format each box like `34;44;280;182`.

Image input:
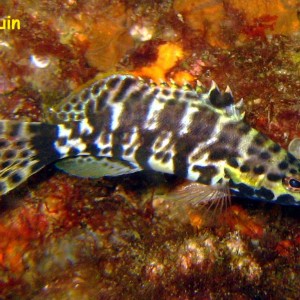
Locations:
0;0;300;299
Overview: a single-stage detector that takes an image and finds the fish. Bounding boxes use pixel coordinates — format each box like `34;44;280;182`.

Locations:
0;74;300;206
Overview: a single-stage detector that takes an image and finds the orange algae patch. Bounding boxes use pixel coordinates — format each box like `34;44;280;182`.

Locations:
174;0;300;47
188;211;208;230
222;205;264;239
230;0;300;35
173;71;195;86
132;43;184;82
173;0;227;47
84;20;134;71
80;2;134;72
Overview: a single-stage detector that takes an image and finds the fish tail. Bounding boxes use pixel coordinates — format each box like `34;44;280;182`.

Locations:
0;120;62;195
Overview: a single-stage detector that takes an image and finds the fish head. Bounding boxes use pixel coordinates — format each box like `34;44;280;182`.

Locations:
227;139;300;205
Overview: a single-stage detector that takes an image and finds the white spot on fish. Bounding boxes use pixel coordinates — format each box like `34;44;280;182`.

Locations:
79;119;93;135
144;97;165;130
110;103;124;131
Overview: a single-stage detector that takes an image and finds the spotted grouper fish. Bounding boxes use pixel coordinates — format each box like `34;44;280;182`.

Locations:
0;74;300;205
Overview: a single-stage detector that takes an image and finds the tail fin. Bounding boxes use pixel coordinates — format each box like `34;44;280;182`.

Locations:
0;120;61;195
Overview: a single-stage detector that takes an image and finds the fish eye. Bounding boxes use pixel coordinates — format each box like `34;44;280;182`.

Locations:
282;176;300;192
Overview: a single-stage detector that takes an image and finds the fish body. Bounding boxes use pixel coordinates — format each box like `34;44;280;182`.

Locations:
1;74;300;205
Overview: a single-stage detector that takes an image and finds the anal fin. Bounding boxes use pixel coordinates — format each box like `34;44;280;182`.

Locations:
55;156;141;178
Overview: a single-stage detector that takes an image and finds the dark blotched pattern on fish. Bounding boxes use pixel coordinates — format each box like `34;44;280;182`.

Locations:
1;75;300;205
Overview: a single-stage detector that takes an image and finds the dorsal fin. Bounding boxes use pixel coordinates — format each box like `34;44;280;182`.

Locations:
205;81;245;120
159;80;170;87
225;98;245;121
169;78;180;89
208;81;234;108
47;74;245;126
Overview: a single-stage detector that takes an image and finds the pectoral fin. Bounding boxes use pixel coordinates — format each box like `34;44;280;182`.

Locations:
158;180;231;228
55;156;141;178
167;181;231;210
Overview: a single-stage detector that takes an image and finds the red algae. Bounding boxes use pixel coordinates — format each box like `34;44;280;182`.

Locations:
222;205;264;239
0;205;48;275
0;0;300;299
275;239;294;257
242;14;278;39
